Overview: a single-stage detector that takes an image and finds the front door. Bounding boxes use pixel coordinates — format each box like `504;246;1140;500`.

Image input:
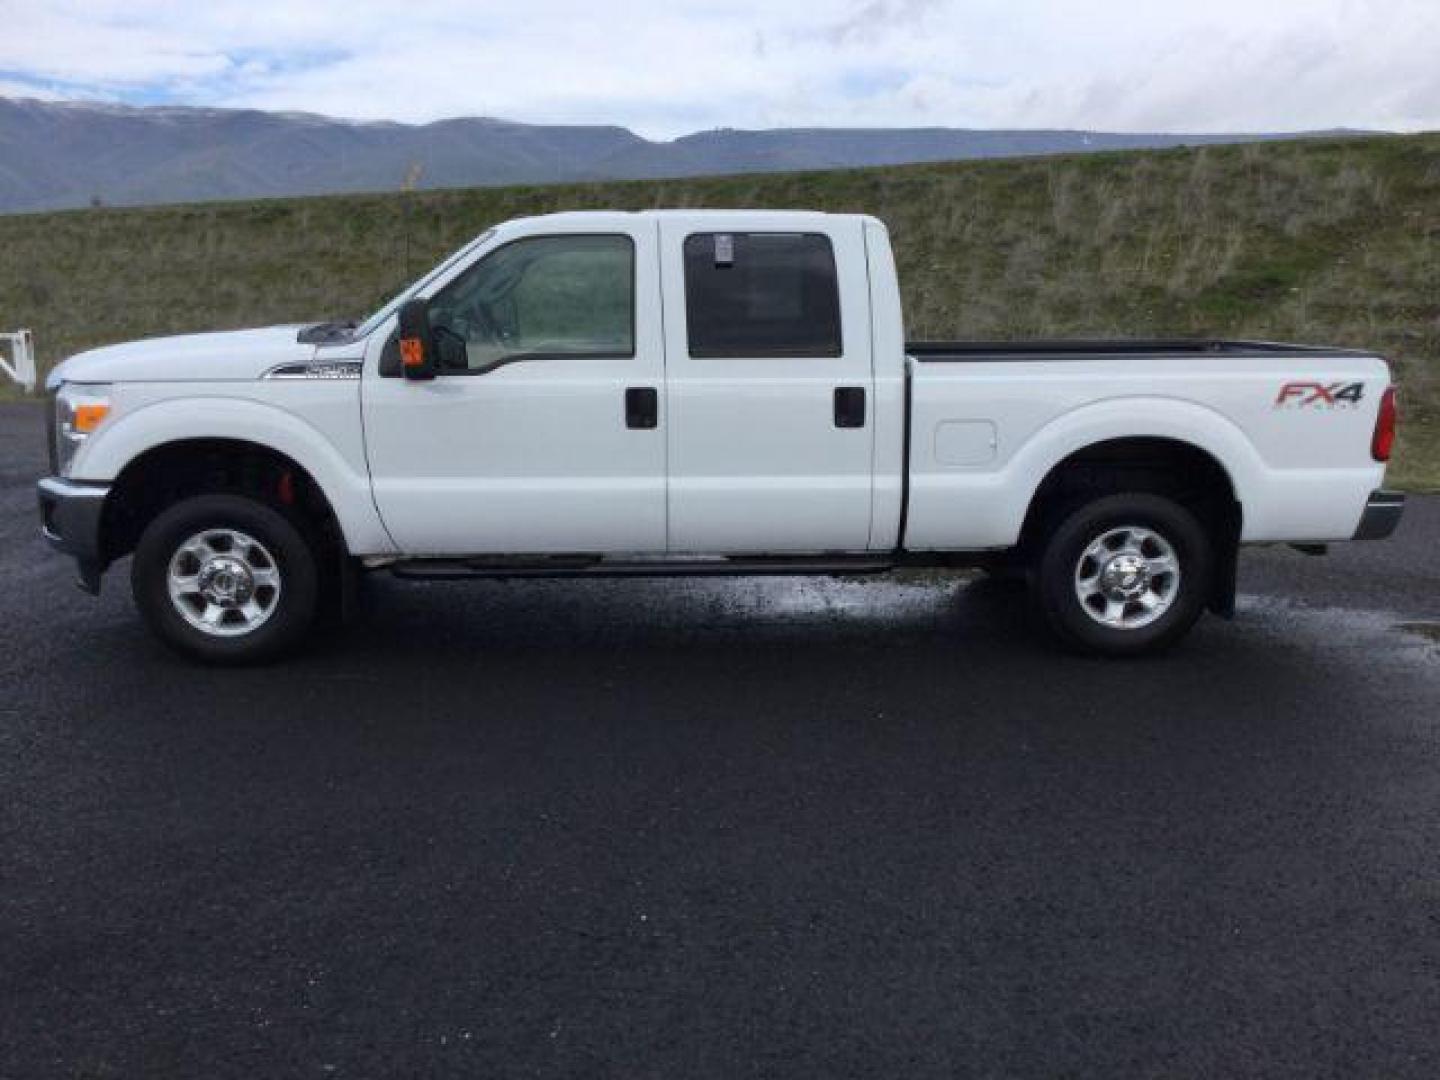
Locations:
361;223;667;555
657;216;876;553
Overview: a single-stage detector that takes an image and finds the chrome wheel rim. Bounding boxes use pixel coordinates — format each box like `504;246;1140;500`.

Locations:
167;528;282;638
1073;525;1181;630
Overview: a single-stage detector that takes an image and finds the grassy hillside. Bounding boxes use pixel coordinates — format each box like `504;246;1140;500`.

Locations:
1;135;1436;488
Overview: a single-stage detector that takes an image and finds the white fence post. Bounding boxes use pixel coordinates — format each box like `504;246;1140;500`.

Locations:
0;329;37;393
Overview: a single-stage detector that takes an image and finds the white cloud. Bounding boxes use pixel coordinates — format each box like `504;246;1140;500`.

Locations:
0;0;1436;135
0;79;69;101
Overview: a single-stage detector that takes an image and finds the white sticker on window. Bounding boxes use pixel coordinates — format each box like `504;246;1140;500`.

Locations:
714;234;734;267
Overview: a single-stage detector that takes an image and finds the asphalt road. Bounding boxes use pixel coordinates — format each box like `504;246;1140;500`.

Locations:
2;401;1439;1079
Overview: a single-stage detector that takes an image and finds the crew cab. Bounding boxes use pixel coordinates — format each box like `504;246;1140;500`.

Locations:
37;210;1405;662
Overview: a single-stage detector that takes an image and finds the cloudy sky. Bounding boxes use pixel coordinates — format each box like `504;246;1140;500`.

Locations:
2;0;1438;137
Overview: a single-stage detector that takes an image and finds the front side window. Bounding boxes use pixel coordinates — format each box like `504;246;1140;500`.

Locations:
429;234;635;371
683;232;842;358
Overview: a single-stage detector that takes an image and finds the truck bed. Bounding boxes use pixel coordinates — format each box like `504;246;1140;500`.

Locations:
908;339;1372;360
900;337;1390;553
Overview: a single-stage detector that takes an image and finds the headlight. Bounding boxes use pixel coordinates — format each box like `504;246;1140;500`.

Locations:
54;383;112;477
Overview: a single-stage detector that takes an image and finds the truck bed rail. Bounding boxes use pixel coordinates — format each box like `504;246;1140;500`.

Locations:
908;339;1372;361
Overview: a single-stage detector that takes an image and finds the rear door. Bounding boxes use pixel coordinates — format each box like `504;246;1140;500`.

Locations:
658;216;875;553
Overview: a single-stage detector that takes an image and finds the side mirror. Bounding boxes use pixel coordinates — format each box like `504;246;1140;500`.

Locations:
396;298;435;381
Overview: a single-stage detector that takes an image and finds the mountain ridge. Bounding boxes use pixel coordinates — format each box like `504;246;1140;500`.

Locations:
0;95;1376;213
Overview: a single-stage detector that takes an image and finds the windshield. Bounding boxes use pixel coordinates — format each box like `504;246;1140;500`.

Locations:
353;229;497;338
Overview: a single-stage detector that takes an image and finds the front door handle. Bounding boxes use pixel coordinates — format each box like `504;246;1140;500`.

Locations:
834;386;866;429
626;387;658;429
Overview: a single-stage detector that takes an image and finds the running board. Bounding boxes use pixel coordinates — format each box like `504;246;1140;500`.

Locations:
389;556;897;581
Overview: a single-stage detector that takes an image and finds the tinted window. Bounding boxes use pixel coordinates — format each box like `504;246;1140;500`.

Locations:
429;234;634;371
683;233;841;358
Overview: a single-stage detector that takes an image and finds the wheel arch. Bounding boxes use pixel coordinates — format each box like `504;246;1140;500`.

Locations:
101;437;344;564
1018;433;1245;618
78;396;394;557
1007;398;1258;514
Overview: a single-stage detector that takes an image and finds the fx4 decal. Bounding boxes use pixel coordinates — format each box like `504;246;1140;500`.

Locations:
1275;381;1366;409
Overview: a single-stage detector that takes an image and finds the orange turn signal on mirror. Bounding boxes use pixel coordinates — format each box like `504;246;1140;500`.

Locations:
399;337;425;368
72;404;111;433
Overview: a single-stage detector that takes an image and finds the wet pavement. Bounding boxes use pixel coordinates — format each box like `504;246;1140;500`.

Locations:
2;402;1439;1078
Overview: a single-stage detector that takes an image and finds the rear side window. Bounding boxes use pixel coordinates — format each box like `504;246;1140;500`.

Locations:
683;233;842;358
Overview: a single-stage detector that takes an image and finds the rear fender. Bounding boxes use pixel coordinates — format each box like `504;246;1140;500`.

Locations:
907;397;1262;550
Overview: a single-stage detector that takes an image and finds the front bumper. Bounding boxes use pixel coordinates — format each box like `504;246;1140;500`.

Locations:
1353;489;1406;542
37;477;110;594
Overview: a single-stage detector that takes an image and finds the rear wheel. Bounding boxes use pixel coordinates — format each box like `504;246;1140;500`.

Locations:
1033;492;1212;657
132;493;319;664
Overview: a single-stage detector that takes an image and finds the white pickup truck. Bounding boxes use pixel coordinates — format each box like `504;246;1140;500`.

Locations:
38;209;1404;662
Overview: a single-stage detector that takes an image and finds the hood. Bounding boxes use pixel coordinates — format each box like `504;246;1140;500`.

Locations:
49;326;317;386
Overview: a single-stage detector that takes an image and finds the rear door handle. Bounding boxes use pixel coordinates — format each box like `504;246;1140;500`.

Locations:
834;386;866;429
626;387;658;429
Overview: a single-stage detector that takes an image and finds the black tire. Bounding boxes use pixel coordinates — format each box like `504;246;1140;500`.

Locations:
132;493;320;664
1033;492;1212;657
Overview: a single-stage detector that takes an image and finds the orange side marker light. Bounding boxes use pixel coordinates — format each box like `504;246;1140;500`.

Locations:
400;337;425;368
73;404;111;433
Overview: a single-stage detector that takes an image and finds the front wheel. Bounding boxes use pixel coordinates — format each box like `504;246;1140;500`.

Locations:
132;493;320;664
1033;492;1212;657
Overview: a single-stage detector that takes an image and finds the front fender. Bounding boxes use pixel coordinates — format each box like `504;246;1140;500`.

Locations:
74;394;395;555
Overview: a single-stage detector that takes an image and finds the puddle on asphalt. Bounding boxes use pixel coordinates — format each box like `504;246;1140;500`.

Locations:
669;573;969;624
1236;595;1440;671
675;580;1440;670
538;576;1440;672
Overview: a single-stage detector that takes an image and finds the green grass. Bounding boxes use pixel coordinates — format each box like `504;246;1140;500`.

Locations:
1;134;1437;488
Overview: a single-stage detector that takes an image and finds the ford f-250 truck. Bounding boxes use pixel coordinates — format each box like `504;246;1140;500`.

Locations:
37;210;1405;662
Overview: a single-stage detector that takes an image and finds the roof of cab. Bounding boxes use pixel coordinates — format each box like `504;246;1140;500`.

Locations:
495;209;886;230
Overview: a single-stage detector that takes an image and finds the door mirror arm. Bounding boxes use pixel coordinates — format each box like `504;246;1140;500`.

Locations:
431;323;471;373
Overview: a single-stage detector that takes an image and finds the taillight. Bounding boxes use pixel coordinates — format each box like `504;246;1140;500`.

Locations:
1372;387;1398;463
